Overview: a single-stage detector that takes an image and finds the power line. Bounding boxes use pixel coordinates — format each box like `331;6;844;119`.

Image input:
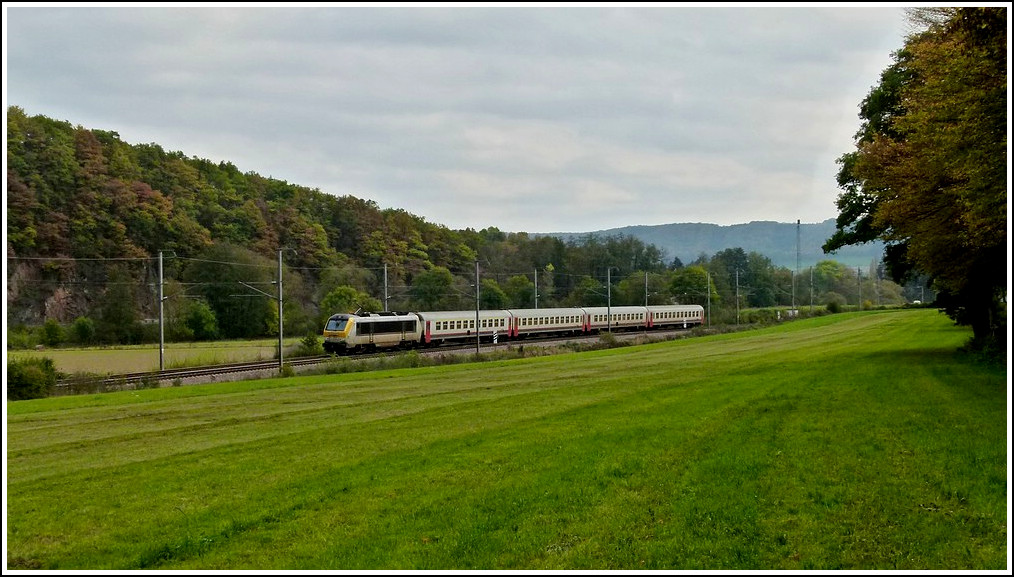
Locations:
7;256;155;262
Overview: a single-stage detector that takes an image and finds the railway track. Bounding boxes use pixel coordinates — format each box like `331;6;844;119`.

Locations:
53;327;696;395
54;355;334;392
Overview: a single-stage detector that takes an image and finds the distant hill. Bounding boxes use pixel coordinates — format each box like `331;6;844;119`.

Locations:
540;219;886;270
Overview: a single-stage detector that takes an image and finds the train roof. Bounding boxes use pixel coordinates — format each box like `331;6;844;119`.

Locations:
506;308;586;316
329;311;418;319
579;305;652;314
415;310;511;320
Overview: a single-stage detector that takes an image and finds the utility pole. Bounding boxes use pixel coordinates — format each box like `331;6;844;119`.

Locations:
534;268;538;309
236;248;293;373
157;250;175;372
475;260;481;354
706;270;711;327
736;269;740;325
794;219;800;313
158;250;165;372
384;263;389;312
607;267;612;333
277;249;284;370
857;267;862;310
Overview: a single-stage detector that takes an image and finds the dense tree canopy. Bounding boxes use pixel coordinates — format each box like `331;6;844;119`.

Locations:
826;7;1007;347
8;105;912;345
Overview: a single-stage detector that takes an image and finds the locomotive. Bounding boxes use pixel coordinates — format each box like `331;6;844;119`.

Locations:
322;304;704;354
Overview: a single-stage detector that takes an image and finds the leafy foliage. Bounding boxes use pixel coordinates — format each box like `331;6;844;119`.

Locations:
669;266;718;307
7;356;58;400
319;286;382;327
181;244;276;339
69;316;96;345
826;7;1007;347
7;105;908;345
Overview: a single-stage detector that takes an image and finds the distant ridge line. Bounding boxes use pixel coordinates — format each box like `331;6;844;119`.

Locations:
535;218;885;270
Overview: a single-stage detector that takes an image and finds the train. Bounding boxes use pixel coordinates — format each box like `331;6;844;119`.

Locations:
322;304;705;354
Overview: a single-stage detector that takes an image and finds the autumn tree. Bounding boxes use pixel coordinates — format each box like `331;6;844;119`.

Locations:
479;279;509;309
670;265;718;307
319;286;382;328
503;275;536;308
182;243;277;339
409;267;455;311
96;265;141;344
826;7;1006;349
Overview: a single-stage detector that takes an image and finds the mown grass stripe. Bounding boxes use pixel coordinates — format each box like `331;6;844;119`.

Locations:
5;309;1005;570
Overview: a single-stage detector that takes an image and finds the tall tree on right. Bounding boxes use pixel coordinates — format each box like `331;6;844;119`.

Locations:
825;7;1007;350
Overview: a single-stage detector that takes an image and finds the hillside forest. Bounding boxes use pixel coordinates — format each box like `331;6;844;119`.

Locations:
7;105;909;347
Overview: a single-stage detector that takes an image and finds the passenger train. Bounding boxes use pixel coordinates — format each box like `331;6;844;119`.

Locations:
322;304;705;354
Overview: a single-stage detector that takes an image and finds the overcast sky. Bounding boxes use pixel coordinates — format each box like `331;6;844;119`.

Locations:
4;3;913;233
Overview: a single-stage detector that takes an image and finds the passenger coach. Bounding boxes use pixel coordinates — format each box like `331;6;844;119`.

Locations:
416;310;511;345
583;306;650;332
506;308;586;338
647;304;705;329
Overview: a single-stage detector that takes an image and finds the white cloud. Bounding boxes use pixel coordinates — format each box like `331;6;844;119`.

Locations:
4;4;909;232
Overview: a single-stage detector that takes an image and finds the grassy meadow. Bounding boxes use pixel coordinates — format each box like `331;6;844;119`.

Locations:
5;309;1008;570
6;337;303;375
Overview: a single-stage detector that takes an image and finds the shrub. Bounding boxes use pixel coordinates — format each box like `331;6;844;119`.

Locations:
185;300;219;341
8;357;58;400
6;325;38;350
70;316;96;345
742;308;778;324
295;333;324;357
393;350;423;369
41;319;64;347
825;292;847;314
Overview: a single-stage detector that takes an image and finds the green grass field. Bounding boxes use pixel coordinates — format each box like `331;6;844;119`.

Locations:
5;309;1007;570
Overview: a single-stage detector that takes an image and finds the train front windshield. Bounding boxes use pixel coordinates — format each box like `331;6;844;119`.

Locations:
326;317;349;332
